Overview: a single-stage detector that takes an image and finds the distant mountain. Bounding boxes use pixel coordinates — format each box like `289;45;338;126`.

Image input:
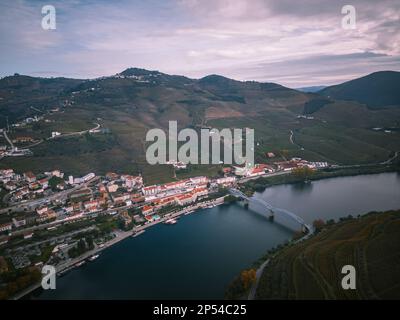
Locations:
319;71;400;109
296;86;327;93
0;68;308;127
1;68;400;180
114;67;193;86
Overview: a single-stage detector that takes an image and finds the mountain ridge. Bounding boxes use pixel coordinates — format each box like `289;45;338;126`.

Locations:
318;70;400;109
1;68;399;182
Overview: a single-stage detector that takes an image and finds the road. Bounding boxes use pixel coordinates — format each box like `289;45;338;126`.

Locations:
13;226;95;251
30;106;45;114
0;177;100;214
290;129;305;151
25;139;44;148
3;130;14;149
8;188;223;241
247;225;314;300
11;197;226;300
333;151;399;169
2;146;397;215
381;151;399;165
248;259;270;300
10;230;132;300
49;122;100;140
238;170;290;183
289;130;295;145
0;186;81;214
289;129;338;164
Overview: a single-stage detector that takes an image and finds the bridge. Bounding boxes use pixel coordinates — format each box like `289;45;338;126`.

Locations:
229;188;310;233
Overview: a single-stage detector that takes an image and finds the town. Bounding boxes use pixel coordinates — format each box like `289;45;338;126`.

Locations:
0;157;328;299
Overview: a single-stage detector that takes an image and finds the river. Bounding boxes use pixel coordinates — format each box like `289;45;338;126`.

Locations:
33;172;400;299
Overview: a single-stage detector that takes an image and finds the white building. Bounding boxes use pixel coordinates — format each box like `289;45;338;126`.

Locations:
189;176;208;185
0;223;12;232
216;176;236;186
121;175;143;189
82;172;95;182
142;185;161;196
52;170;63;178
12;218;27;228
74;177;83;184
51;131;61;138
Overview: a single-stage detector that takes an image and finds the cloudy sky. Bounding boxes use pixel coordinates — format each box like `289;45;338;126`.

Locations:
0;0;399;87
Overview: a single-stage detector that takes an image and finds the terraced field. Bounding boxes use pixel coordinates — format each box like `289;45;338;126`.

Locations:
256;210;400;299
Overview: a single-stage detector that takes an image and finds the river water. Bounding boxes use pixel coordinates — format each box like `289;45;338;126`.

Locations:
34;172;400;299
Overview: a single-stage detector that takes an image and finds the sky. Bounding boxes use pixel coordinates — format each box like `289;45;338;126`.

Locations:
0;0;399;87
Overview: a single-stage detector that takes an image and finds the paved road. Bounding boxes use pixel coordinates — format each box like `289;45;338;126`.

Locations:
289;130;295;145
3;130;14;149
0;186;81;214
247;225;314;300
238;170;290;183
381;151;399;165
49;122;100;140
0;177;100;214
289;129;338;164
12;197;226;300
13;226;95;251
25;139;44;148
248;259;270;300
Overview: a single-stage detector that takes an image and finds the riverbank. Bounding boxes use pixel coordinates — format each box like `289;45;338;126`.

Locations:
32;172;400;299
251;209;400;299
226;208;400;299
14;196;227;300
226;170;400;300
240;162;400;195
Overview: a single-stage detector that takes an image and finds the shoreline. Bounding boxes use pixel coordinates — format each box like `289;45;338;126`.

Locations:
240;163;399;195
15;170;399;300
13;168;399;300
14;196;226;300
244;209;400;300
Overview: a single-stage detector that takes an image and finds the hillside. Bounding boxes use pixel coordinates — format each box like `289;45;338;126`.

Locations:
0;69;400;183
255;210;400;299
0;74;83;127
319;71;400;109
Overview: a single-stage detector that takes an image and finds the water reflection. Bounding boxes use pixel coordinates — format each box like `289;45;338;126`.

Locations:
256;172;400;224
290;181;313;193
35;173;400;299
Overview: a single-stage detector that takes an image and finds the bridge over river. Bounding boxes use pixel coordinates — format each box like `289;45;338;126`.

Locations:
229;188;311;233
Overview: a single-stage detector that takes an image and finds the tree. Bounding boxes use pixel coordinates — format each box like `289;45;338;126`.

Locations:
313;219;326;232
77;239;86;253
86;236;94;250
292;231;304;241
291;166;314;181
326;219;335;225
224;195;237;204
240;269;257;290
48;176;64;190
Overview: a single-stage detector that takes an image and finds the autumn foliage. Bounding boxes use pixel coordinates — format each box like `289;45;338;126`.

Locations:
291;166;315;181
313;219;326;232
240;268;257;290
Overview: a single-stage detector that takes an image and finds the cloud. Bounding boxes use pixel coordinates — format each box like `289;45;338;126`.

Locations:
239;51;400;87
0;0;399;86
